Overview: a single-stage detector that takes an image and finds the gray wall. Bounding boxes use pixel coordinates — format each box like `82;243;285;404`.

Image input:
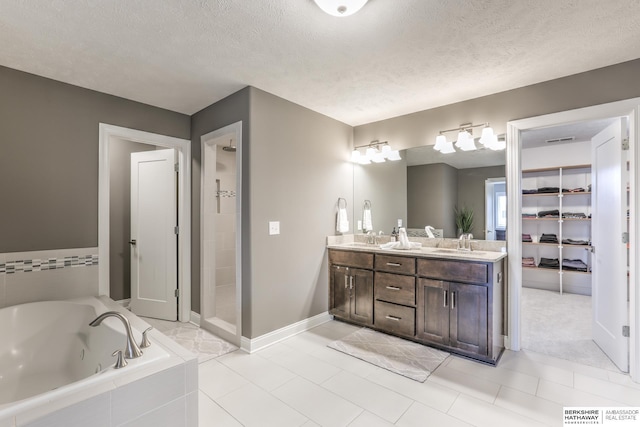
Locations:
457;165;506;238
354;59;640;151
248;88;352;338
0;65;190;253
407;164;457;236
190;87;251;319
108;139;156;300
353;156;407;235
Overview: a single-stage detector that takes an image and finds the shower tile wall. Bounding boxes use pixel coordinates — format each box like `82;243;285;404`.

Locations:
214;145;237;325
201;142;236;325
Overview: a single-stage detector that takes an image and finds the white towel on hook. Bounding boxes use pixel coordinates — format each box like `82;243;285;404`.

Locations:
337;207;349;233
363;208;373;231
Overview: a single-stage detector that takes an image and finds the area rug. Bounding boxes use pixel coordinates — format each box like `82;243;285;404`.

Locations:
328;328;449;382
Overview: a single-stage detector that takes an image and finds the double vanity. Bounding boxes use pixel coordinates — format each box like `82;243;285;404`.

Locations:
327;237;507;365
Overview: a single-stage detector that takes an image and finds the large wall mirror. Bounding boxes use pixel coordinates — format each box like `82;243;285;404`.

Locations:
353;144;506;240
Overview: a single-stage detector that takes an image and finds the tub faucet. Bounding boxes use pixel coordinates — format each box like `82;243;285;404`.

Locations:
89;311;143;359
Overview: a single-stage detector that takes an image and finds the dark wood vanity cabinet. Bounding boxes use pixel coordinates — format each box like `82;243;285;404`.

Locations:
416;278;489;357
329;250;374;326
328;248;504;364
416;258;501;363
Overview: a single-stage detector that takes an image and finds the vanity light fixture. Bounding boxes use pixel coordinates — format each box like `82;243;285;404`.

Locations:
434;123;504;153
351;140;401;164
313;0;369;17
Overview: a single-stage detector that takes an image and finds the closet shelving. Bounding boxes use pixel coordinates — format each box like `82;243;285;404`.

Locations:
521;164;592;294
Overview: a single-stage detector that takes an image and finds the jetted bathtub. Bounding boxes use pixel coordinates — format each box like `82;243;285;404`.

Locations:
0;297;173;420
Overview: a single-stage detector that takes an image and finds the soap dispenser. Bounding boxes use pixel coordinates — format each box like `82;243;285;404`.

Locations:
390;227;397;242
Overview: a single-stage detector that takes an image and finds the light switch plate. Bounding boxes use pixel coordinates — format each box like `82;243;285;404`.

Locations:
397;219;403;227
357;220;362;231
269;221;280;235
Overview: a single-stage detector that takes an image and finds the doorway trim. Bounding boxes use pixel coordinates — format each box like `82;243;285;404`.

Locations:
506;98;640;381
200;121;243;346
98;123;192;322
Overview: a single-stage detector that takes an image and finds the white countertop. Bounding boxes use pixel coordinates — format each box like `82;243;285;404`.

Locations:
327;242;507;262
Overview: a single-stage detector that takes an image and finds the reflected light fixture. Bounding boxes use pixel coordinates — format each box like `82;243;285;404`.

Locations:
313;0;369;17
351;140;401;164
434;123;504;154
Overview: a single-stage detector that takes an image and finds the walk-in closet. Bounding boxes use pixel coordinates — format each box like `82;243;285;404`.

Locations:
520;117;629;372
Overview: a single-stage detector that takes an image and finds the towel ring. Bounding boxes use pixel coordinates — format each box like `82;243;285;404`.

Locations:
337;197;347;209
363;200;371;210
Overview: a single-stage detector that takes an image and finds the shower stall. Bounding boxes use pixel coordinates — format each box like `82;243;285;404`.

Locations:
200;122;242;346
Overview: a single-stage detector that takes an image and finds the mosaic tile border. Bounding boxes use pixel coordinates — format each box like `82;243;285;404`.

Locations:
0;255;98;275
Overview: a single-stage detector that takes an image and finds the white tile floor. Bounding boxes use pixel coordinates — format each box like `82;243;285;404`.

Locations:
194;320;640;427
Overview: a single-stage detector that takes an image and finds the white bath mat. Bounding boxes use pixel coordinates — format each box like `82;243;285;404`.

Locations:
328;328;449;382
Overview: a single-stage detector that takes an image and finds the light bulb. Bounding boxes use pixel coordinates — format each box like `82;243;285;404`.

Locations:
440;140;456;154
434;135;447;151
455;131;470;148
313;0;368;17
480;126;495;146
350;149;361;163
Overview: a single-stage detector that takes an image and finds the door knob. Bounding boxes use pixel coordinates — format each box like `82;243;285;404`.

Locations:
129;239;137;246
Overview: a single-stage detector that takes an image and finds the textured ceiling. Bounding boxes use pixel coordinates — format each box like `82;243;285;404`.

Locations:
1;0;639;126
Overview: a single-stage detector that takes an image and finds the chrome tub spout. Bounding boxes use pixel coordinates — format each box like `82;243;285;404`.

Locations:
89;311;143;359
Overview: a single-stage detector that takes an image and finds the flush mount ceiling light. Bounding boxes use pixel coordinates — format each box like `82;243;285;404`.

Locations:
351;140;401;164
313;0;368;17
434;122;505;153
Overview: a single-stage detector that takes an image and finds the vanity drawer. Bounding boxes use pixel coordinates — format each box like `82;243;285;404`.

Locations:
375;254;415;275
329;249;374;269
375;300;415;337
375;272;416;306
417;258;488;284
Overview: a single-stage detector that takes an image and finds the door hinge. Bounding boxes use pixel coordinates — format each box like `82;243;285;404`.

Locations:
174;163;179;172
622;137;630;151
174;226;179;235
175;289;180;298
622;232;629;244
623;325;630;337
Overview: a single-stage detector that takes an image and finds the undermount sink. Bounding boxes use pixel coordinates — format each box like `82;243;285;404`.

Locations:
344;242;376;247
430;248;487;256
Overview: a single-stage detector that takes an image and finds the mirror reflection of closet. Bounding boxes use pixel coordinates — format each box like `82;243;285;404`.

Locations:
362;200;373;233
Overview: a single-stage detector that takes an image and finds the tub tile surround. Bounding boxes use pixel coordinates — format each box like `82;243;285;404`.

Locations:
0;248;99;309
2;296;198;427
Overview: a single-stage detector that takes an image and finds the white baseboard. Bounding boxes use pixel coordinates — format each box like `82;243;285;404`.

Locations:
190;311;201;326
240;311;332;353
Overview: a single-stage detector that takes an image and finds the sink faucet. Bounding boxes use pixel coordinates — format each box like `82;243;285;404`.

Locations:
458;233;474;251
89;311;143;359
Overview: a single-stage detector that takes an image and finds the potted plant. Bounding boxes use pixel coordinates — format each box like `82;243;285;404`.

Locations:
454;206;474;236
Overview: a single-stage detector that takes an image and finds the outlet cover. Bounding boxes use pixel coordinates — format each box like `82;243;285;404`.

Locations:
397;219;403;227
357;220;362;231
269;221;280;235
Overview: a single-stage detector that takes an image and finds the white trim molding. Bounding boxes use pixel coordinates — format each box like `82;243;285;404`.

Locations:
507;97;640;382
98;123;192;322
240;312;333;353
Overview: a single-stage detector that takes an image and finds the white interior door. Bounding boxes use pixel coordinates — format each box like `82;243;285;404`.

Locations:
591;118;629;372
130;149;178;320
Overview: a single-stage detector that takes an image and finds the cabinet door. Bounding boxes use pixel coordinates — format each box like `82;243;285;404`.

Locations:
416;278;449;345
330;265;350;319
449;282;488;356
350;268;374;325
